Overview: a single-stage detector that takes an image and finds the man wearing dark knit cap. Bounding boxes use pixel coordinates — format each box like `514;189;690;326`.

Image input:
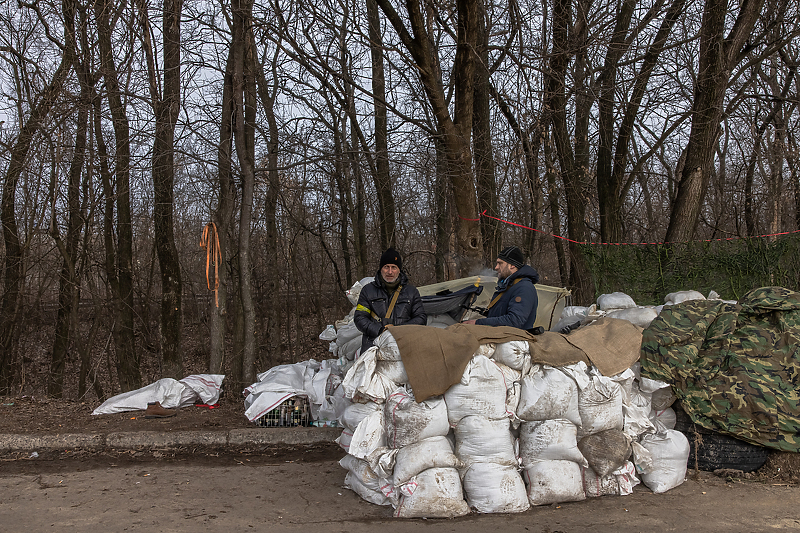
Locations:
354;248;427;354
463;245;540;331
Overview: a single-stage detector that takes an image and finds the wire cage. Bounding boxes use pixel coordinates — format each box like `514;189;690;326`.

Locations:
254;396;311;428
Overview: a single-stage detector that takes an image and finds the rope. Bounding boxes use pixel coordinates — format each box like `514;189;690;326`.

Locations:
199;222;221;308
464;210;800;246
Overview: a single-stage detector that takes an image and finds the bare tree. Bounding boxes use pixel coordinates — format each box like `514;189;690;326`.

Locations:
139;0;185;378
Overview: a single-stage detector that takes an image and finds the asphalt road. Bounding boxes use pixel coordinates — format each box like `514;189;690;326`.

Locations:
1;450;798;533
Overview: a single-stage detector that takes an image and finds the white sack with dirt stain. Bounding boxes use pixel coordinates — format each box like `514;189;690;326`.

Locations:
454;415;517;468
384;388;449;449
444;355;510;425
517;365;581;426
523;459;586;506
461;462;529;513
391;436;462;487
519;419;587;467
639;429;690;493
394;467;469;518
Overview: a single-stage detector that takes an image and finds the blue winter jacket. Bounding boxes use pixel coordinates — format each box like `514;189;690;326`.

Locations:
476;265;540;330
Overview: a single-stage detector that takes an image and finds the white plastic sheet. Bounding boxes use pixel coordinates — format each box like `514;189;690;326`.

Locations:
92;374;224;415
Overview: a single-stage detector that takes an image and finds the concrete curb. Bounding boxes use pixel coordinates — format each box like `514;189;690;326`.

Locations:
0;427;342;453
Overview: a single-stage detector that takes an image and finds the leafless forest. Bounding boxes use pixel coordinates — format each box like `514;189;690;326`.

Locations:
0;0;798;401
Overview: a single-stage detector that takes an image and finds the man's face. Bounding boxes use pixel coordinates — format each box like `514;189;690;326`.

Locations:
494;258;516;280
381;264;400;284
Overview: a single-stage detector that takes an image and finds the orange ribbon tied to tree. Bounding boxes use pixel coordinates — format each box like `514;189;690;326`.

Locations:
199;222;221;307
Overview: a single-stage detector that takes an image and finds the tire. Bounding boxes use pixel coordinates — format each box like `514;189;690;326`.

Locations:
673;405;769;473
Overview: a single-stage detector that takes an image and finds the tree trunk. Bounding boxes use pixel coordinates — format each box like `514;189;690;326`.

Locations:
209;47;237;375
375;0;484;275
95;0;140;391
666;0;764;243
231;0;258;386
1;0;73;393
546;0;595;304
367;0;396;250
141;0;185;378
254;39;284;365
473;1;500;263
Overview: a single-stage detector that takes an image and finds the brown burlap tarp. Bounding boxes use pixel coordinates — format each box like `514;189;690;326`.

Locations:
390;318;642;401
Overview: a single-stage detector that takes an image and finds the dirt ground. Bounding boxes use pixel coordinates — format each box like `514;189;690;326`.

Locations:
1;392;799;485
1;394;800;531
1;447;799;532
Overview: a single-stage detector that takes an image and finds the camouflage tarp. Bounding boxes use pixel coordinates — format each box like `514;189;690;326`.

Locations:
640;286;800;452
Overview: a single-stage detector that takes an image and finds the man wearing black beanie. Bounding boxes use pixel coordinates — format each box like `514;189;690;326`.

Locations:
354;248;427;354
463;245;540;332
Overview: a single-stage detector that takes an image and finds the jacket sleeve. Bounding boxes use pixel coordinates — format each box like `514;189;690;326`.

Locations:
406;288;427;326
475;281;537;329
354;289;384;341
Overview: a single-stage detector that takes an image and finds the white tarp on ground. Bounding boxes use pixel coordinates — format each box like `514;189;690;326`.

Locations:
91;374;224;415
243;359;345;422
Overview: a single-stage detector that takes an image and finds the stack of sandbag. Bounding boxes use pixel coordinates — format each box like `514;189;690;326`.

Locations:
517;363;589;504
339;332;469;517
384;388;469;518
445;355;529;513
624;364;689;494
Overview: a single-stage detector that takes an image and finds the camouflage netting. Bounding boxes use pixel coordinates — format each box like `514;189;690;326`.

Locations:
639;286;800;452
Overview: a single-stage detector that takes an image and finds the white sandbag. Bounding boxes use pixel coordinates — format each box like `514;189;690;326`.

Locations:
578;375;624;437
664;290;705;305
342;347;397;403
495;363;522;420
336;427;354;453
319;324;337;341
519;419;587;467
623;388;655;438
560;306;589;319
650;386;677;411
462;462;529;513
349;408;386;459
517;365;581;425
339;335;362;362
639;429;690;493
605;307;658;328
427;315;457;329
394;467;470;518
92;377;189;415
340;454;391;496
178;374;224;406
597;292;637;310
392;436;461;487
384;389;449;448
336;321;361;345
650;407;677;430
340;400;382;431
637;375;675;411
444;355;510;425
346;277;373;306
581;461;639;497
374;330;401;361
475;343;496;358
454;415;517;467
523;460;587;506
492;340;530;371
344;470;393;506
376;360;408;385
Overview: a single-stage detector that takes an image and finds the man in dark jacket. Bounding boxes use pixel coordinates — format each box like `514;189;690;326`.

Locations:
464;245;540;331
354;248;427;354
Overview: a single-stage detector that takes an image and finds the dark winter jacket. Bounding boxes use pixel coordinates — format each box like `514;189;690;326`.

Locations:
476;265;540;331
353;271;427;354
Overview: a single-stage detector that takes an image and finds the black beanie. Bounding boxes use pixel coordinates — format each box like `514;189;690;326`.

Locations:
498;246;524;269
379;248;402;270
